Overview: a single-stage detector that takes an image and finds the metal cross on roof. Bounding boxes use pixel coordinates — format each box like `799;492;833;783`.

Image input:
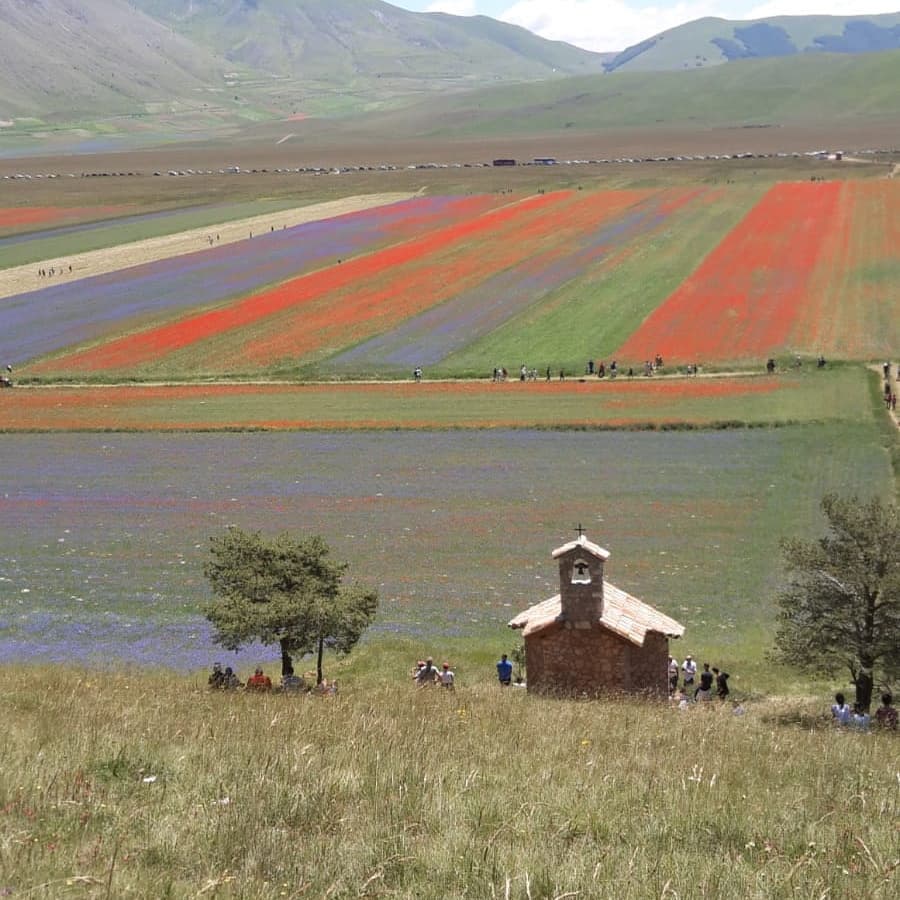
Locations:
574;523;585;538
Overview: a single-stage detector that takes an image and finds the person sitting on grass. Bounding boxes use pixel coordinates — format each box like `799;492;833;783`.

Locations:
850;703;870;732
222;666;241;690
208;662;225;689
280;668;305;693
246;667;273;692
875;692;897;730
831;692;851;726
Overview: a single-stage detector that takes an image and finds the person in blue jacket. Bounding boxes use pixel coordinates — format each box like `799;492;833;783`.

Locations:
496;653;513;686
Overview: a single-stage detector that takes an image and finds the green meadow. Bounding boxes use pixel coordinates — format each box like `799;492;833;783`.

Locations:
0;666;896;899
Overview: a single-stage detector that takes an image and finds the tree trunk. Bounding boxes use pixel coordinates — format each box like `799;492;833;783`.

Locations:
316;635;324;685
854;667;874;712
280;639;293;678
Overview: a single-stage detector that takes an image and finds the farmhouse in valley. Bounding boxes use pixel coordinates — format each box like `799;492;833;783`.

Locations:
508;532;684;696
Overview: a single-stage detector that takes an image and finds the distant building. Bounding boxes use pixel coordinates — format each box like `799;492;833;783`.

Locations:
492;158;517;167
508;533;684;697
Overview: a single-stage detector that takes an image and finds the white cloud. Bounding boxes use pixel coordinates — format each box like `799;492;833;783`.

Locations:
745;1;900;17
426;0;480;14
493;1;900;52
497;1;723;52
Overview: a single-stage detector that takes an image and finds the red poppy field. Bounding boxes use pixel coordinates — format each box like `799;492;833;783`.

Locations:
8;178;898;391
616;180;899;364
0;368;870;432
0;205;126;231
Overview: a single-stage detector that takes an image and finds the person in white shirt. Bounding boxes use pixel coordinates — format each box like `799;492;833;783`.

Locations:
416;657;439;686
440;662;455;689
682;655;697;689
668;656;679;693
831;692;852;726
850;703;870;731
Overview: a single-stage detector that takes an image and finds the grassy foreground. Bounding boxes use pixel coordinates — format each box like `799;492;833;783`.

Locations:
0;661;896;899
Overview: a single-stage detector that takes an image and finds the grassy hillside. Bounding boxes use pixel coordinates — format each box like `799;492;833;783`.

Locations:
356;49;900;137
0;0;606;130
134;0;606;79
606;12;900;73
0;0;238;120
0;663;896;898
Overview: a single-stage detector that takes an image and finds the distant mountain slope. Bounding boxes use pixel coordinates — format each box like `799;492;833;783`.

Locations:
131;0;607;81
0;0;232;119
350;49;900;138
605;12;900;73
0;0;607;125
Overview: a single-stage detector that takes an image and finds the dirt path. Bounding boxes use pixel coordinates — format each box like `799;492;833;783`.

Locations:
0;192;414;302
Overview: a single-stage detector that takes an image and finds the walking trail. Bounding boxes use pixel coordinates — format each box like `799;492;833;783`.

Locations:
0;192;414;302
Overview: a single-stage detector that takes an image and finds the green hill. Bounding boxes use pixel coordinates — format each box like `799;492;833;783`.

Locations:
348;49;900;137
605;12;900;73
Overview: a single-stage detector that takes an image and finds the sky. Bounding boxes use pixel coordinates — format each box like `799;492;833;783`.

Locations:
391;2;900;52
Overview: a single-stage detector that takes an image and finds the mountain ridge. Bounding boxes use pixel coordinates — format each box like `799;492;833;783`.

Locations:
605;12;900;73
0;0;608;126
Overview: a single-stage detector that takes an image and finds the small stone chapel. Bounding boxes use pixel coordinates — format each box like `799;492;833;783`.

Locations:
508;532;684;696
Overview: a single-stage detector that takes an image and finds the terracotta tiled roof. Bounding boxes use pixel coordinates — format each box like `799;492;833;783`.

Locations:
508;581;684;646
551;534;610;560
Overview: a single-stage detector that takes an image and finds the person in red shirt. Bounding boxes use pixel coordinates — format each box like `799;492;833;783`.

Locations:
246;667;272;692
875;692;898;730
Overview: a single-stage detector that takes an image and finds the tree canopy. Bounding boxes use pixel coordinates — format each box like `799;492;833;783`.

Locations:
773;493;899;709
203;528;378;683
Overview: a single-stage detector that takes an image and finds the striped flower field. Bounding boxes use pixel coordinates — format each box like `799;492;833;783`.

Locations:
4;195;500;366
10;179;899;384
616;180;900;363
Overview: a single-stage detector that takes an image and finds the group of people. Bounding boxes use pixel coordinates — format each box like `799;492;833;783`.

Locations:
883;362;897;413
488;357;694;383
411;653;517;688
669;654;730;701
36;264;72;278
831;692;897;732
207;662;337;695
412;656;455;688
493;366;568;382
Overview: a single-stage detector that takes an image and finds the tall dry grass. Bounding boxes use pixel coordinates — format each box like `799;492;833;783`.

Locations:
0;664;896;899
